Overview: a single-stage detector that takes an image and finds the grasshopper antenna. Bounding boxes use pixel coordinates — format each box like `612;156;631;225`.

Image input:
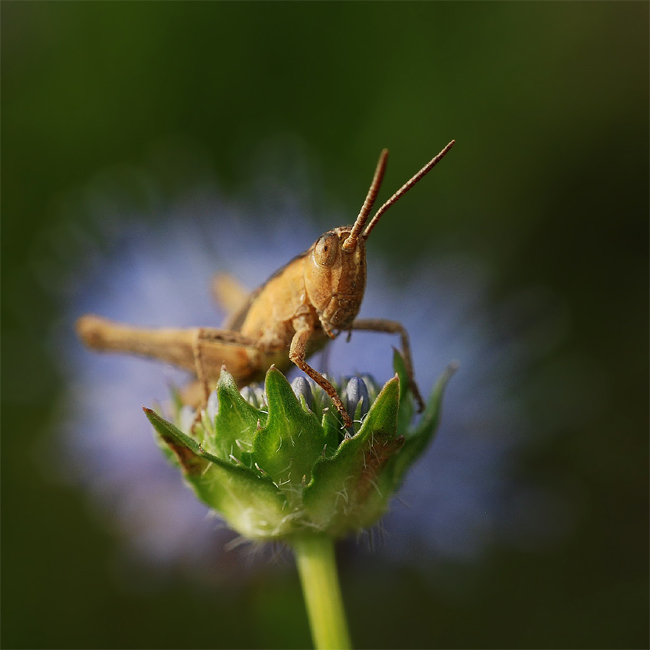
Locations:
342;148;389;252
361;140;455;241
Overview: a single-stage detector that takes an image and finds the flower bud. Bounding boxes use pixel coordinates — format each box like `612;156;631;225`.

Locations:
145;350;455;541
292;376;314;411
345;376;370;422
240;385;260;409
206;389;219;422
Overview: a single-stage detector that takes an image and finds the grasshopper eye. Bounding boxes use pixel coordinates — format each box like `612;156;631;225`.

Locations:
314;233;339;268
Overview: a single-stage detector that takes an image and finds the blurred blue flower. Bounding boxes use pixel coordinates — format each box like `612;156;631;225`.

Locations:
42;142;575;583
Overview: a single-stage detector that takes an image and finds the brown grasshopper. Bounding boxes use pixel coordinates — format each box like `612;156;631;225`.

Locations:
76;141;455;428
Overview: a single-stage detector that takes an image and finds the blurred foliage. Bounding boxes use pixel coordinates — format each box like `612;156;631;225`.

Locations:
2;2;648;649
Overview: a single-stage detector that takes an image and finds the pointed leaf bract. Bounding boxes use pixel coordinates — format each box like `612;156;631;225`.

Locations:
144;407;288;539
212;369;266;463
303;376;403;534
253;367;326;493
393;349;414;435
389;363;457;489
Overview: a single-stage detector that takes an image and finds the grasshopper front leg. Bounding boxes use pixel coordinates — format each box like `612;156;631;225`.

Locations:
190;326;270;430
350;318;426;412
290;318;353;429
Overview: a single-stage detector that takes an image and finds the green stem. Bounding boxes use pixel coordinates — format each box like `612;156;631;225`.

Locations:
293;534;352;650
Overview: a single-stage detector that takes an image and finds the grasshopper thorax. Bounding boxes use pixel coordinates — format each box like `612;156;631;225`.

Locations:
304;226;367;332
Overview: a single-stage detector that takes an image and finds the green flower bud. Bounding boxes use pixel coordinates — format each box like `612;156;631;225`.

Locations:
145;351;455;542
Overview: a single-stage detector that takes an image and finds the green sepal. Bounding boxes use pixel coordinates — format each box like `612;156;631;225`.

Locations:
253;367;326;492
150;399;183;468
351;394;368;431
392;349;414;436
212;369;266;463
322;409;342;457
297;394;311;414
303;376;403;535
144;407;289;540
389;363;457;488
191;463;290;540
145;407;213;476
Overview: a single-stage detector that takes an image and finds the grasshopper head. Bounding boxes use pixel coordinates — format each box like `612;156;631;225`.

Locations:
304;226;367;332
305;141;455;334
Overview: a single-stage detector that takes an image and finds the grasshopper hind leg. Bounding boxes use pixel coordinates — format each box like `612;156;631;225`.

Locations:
189;327;263;429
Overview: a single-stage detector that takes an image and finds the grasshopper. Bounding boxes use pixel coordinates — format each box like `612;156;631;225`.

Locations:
76;141;455;428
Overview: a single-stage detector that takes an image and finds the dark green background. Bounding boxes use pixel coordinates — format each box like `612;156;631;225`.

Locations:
3;3;648;649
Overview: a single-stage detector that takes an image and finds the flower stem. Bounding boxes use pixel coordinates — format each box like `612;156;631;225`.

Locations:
293;534;352;650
